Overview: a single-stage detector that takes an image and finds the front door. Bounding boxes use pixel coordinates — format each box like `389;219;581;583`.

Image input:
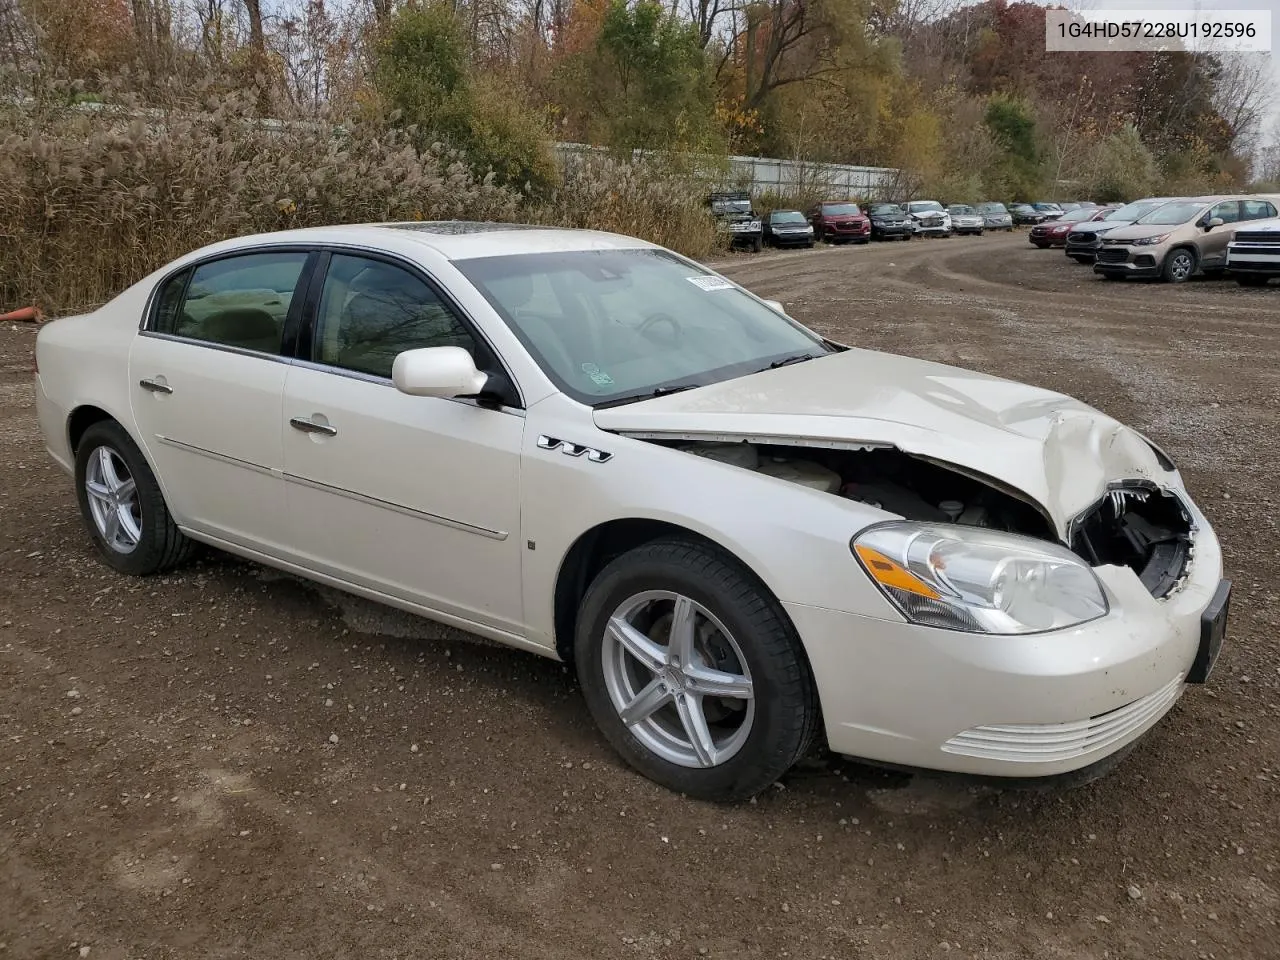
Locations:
280;252;525;636
1200;200;1243;268
128;249;310;551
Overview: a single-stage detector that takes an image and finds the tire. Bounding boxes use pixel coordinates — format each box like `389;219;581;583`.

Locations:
1236;274;1268;287
805;242;814;249
751;237;763;253
1069;255;1091;264
1032;241;1049;249
74;420;197;576
574;538;819;802
1162;247;1197;283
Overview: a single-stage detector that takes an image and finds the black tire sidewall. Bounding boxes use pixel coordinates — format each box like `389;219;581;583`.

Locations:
74;421;181;575
1163;248;1197;283
574;540;815;801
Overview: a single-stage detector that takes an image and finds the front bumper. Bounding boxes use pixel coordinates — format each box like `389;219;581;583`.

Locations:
872;223;913;238
1226;251;1280;275
770;231;813;246
786;515;1224;778
1093;250;1162;278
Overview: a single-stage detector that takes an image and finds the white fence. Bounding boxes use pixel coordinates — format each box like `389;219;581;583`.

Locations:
554;142;899;200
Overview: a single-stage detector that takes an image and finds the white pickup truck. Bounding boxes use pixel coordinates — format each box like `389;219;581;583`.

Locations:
1225;217;1280;287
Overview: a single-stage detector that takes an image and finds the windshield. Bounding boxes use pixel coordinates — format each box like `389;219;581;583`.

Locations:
868;203;901;215
977;203;1008;214
711;199;752;216
908;201;944;213
1137;201;1207;225
770;210;806;224
1106;201;1161;220
947;205;976;215
455;249;831;405
821;203;860;216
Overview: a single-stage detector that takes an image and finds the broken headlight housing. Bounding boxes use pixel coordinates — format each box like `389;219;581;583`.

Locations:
852;522;1108;634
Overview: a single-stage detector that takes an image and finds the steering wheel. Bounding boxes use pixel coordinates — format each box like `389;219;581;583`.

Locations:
638;312;682;345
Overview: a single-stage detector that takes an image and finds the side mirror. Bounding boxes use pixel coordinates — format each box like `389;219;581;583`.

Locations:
1206;217;1224;229
392;346;488;399
764;299;785;314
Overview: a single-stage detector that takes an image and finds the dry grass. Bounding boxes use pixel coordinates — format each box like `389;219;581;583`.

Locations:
0;98;722;315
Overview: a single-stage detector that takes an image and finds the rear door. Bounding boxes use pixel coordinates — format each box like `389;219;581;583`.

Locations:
128;248;313;551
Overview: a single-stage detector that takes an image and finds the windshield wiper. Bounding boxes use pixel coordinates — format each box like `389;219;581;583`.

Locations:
762;353;819;371
593;383;700;409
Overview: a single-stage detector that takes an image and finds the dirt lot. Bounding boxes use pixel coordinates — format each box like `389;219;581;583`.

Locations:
3;232;1279;960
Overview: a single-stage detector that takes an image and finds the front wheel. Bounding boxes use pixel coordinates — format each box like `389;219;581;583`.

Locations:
1163;247;1197;283
74;420;197;575
575;539;819;802
751;237;763;253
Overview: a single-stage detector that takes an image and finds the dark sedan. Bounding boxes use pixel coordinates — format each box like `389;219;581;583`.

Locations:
866;203;913;240
1010;203;1048;225
763;209;816;248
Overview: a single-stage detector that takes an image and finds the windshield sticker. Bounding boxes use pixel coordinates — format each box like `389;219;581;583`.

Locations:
582;363;614;386
686;275;734;292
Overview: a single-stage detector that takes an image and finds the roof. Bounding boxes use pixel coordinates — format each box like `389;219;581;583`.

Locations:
177;221;657;265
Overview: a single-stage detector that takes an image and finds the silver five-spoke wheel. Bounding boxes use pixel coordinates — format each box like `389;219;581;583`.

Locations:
84;445;142;554
601;590;755;768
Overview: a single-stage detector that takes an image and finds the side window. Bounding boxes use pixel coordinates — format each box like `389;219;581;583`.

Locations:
170;252;308;354
1210;201;1241;225
313;254;475;379
150;268;191;334
1242;200;1276;221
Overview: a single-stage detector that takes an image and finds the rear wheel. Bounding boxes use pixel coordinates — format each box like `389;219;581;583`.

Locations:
575;539;819;802
74;420;196;575
1162;247;1197;283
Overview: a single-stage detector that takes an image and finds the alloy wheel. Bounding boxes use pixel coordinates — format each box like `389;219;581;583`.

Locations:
84;445;142;553
601;590;755;768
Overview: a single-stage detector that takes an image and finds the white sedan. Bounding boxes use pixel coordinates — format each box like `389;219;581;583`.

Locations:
34;223;1230;800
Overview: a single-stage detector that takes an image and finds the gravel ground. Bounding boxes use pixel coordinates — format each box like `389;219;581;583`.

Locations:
2;231;1278;960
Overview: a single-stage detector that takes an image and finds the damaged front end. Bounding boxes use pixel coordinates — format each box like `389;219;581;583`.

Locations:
642;437;1196;602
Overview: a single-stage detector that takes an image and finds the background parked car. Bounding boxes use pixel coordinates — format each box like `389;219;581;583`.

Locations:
866;202;914;240
808;201;871;244
1032;202;1065;220
976;202;1014;231
1064;198;1183;263
904;200;952;237
1028;205;1118;248
1225;217;1280;286
763;209;816;248
946;204;985;236
709;191;763;252
1093;195;1280;283
1009;203;1047;225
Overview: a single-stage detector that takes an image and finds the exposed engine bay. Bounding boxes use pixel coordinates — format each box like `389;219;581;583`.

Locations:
667;439;1194;598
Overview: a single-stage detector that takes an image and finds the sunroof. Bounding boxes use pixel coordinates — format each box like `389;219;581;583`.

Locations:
382;221;561;235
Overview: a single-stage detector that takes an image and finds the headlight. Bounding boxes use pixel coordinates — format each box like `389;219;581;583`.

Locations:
1131;233;1170;246
851;522;1108;635
806;224;814;232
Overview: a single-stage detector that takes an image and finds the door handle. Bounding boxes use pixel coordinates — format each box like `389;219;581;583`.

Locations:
139;378;172;395
289;416;337;437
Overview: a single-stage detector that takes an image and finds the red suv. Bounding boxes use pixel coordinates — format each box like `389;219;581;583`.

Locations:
808;201;871;244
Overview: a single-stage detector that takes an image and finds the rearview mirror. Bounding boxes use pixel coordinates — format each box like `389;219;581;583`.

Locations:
392;346;488;399
1206;217;1224;229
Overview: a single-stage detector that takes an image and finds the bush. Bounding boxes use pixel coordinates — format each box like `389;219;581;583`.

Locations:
0;96;520;313
537;150;721;258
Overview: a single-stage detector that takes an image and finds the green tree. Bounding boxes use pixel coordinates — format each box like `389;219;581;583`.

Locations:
984;94;1041;197
579;0;720;153
372;4;555;193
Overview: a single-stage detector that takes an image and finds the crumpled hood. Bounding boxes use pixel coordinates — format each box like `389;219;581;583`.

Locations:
593;349;1173;537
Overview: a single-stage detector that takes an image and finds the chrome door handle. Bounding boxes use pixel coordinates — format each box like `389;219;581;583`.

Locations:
289;416;337;437
139;378;172;394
